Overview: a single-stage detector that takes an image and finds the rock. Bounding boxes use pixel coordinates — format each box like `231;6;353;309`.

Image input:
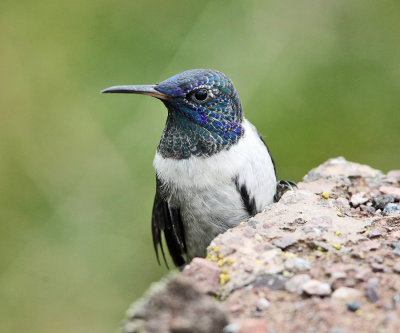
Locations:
346;301;361;312
182;258;221;295
279;189;316;204
301;279;332;296
122;275;228;333
332;287;362;301
386;170;400;183
303;156;382;181
284;257;311;272
252;274;286;290
350;192;369;207
122;158;400;333
367;229;382;238
255;297;270;311
359;240;380;251
272;236;297;249
372;194;395;210
222;323;240;333
379;186;400;200
308;241;331;251
285;274;311;294
335;197;351;212
390;242;400;256
393;263;400;274
383;203;400;216
360;204;376;215
370;262;384;272
365;278;380;303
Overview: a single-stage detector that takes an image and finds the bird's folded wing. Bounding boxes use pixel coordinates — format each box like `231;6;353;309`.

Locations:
151;177;186;267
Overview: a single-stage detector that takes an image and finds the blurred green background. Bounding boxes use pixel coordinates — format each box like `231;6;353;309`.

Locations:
1;0;399;332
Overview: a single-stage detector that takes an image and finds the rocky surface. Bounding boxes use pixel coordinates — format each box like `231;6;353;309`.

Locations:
122;157;400;333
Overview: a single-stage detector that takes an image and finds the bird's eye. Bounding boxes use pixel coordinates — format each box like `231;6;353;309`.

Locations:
189;88;209;103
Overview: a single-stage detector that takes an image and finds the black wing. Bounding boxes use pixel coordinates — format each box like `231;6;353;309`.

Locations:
234;177;257;216
151;176;186;268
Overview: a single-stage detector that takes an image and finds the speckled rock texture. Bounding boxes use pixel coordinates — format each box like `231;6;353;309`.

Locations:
122;157;400;333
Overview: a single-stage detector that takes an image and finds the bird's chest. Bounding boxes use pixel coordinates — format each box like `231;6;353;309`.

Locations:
153;151;249;258
154;153;243;214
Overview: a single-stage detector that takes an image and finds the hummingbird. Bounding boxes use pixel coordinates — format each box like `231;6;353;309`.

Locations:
102;69;293;267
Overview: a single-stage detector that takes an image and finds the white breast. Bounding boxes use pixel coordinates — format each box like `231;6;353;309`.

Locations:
153;118;277;212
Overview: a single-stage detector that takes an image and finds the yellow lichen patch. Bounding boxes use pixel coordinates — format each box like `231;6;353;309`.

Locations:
218;259;223;267
240;221;245;225
254;260;262;265
335;207;343;217
332;243;342;250
317;246;323;251
206;255;218;262
335;231;341;236
221;267;228;274
283;270;291;277
224;258;235;265
220;273;230;285
288;252;296;258
363;230;369;235
218;254;224;259
355;309;362;316
322;192;330;199
214;246;219;253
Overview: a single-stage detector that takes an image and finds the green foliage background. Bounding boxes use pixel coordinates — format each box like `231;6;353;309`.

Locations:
1;1;399;332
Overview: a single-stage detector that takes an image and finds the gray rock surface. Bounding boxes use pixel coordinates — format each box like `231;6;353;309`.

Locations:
122;157;400;333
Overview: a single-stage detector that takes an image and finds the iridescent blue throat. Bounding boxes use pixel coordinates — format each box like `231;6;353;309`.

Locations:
158;91;244;159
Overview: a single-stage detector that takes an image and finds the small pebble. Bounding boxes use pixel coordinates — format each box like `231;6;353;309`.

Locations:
347;301;361;312
332;287;362;301
285;274;311;294
367;229;382;238
284;257;311;272
301;279;332;296
372;194;395;210
365;278;380;303
360;204;375;214
273;237;297;250
255;298;270;311
308;241;330;251
383;203;400;216
370;262;384;272
350;192;368;207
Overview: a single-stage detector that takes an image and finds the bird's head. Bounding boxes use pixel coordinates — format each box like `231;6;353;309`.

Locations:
102;69;244;159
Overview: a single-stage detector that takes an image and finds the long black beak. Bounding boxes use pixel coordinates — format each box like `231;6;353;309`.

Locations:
101;84;169;100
